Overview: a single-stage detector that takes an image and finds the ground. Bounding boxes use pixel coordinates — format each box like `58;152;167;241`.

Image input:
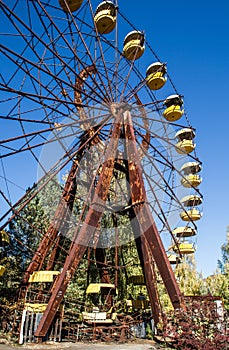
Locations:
0;340;168;350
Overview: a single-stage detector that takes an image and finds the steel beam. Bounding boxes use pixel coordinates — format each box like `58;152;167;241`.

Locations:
134;232;161;324
34;119;122;339
123;110;184;310
22;129;100;285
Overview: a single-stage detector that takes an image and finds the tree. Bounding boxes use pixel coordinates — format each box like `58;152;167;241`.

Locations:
215;227;229;312
218;226;229;272
0;177;63;295
174;255;204;295
0;195;49;295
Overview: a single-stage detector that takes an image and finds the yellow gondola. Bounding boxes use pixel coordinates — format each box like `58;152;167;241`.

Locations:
123;31;145;60
173;242;195;254
181;174;202;188
180;161;202;188
175;128;196;154
25;303;48;313
29;271;60;283
175;140;196;154
180;208;202;221
146;62;167;90
163;95;184;121
59;0;83;12
94;1;116;34
172;226;196;237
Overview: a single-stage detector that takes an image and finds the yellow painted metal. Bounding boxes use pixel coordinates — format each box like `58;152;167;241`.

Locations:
130;299;149;309
163;105;184;121
0;230;10;246
180;161;202;175
94;2;116;34
25;303;48;312
59;0;83;12
175;140;195;154
86;283;117;294
173;242;195;255
146;72;166;90
123;31;145;60
28;270;60;283
0;265;5;276
25;303;63;313
172;226;196;237
181;174;202;188
181;195;202;207
128;275;145;285
146;62;166;89
82;311;113;324
180;208;202;221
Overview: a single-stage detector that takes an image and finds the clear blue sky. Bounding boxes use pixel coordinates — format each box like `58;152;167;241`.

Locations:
119;0;229;276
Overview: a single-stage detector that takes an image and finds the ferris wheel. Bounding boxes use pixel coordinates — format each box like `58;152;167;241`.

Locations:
0;0;202;342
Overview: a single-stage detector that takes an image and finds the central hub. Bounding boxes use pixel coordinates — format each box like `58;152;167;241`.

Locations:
110;102;132;118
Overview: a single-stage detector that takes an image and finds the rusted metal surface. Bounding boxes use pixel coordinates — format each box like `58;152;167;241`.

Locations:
134;94;150;157
18;109;184;342
22;155;78;286
134;234;161;325
96;247;112;284
61;308;152;342
34;119;122;339
0;0;207;345
123;110;184;311
21;127;103;288
74;65;97;130
63;323;131;342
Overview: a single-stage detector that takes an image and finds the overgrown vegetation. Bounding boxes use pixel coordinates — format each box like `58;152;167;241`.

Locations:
163;301;228;350
0;178;229;345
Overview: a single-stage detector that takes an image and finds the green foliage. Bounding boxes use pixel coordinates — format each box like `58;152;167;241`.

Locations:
214;227;229;312
2;158;229;340
221;227;229;265
165;305;229;350
0;187;52;333
204;272;229;312
0;197;49;293
175;255;204;295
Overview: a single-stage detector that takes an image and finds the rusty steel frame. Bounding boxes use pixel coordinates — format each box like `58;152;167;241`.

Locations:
34;117;122;339
0;2;109;106
0;1;204;344
123;110;184;310
22;160;78;285
134;233;161;324
0;113;111;229
21;129;102;286
25;109;184;341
